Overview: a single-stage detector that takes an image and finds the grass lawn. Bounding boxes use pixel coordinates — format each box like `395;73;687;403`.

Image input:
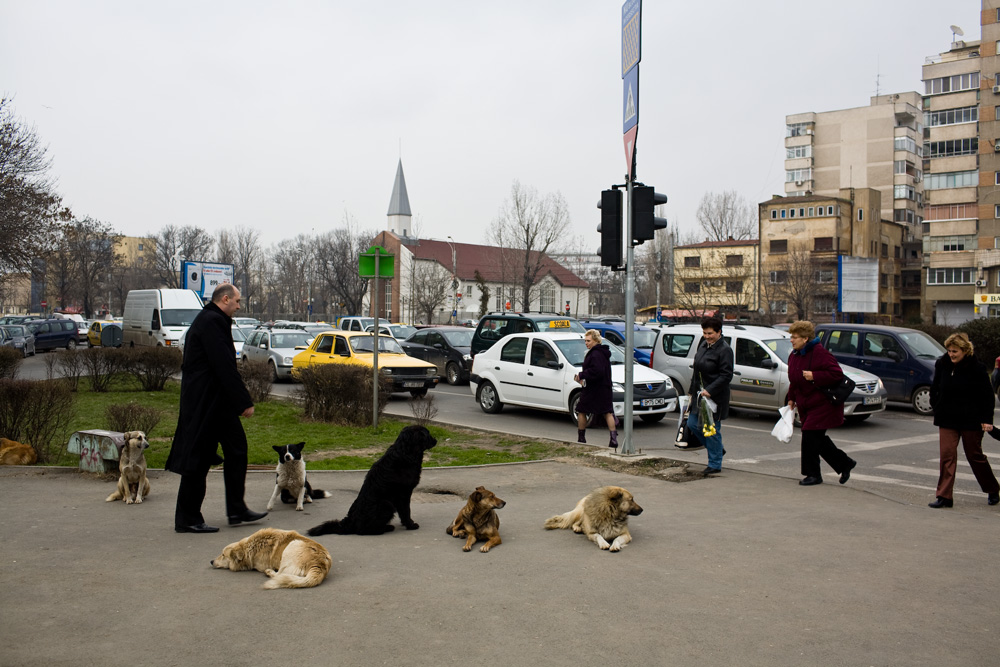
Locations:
57;376;587;470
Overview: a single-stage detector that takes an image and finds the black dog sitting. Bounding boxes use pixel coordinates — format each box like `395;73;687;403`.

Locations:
307;425;437;536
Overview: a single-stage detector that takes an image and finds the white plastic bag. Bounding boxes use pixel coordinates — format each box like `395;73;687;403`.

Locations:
770;405;795;443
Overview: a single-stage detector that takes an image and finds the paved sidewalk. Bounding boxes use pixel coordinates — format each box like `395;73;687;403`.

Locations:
1;460;997;667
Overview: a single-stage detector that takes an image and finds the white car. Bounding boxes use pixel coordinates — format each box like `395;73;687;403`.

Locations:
470;332;677;423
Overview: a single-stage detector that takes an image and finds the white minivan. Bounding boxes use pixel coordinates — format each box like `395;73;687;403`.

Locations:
123;289;204;349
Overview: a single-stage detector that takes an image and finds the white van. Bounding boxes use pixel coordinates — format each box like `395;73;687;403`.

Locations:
123;289;204;349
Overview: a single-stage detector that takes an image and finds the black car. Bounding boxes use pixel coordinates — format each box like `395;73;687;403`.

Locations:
25;318;79;351
470;312;586;357
401;326;474;385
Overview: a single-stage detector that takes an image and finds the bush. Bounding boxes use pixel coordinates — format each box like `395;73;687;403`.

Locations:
123;346;182;391
104;401;163;436
238;358;274;404
294;364;391;425
81;347;127;392
408;393;438;426
0;378;74;463
56;348;85;391
0;347;22;379
958;318;1000;367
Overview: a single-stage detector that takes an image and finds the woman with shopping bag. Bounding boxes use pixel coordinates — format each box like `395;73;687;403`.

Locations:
786;320;857;486
682;316;733;476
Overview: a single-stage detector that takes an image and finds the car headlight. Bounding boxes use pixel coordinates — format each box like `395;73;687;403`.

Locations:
382;368;393;375
612;382;625;393
426;368;436;376
877;378;884;390
283;356;293;365
463;354;472;361
663;377;673;389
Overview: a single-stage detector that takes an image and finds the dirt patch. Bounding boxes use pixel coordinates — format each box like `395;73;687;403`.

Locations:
563;455;706;482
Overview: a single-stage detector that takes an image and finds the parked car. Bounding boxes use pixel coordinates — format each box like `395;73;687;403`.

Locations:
650;323;887;420
87;320;120;347
233;317;261;329
0;315;35;325
471;312;587;357
123;288;203;349
242;328;315;381
580;320;657;366
24;318;79;351
231;326;247;359
814;323;946;416
338;316;391;332
401;326;473;385
470;332;677;423
291;330;439;396
365;323;417;340
272;320;335;337
0;324;36;357
74;320;89;344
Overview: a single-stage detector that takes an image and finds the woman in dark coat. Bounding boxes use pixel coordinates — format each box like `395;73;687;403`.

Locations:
574;329;618;450
786;320;856;487
928;332;1000;508
682;316;733;475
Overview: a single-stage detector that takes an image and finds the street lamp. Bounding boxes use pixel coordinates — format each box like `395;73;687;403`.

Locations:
447;236;457;325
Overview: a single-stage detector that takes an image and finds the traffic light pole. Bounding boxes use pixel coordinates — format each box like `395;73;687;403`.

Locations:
622;165;636;456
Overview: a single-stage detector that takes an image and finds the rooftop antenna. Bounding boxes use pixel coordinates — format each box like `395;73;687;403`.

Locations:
950;25;964;42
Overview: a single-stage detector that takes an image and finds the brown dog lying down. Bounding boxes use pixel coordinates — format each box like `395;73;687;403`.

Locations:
105;430;151;504
0;438;36;466
446;486;506;552
210;528;332;589
544;486;643;552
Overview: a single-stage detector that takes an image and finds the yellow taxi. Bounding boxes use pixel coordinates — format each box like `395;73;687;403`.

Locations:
291;330;439;396
87;320;121;347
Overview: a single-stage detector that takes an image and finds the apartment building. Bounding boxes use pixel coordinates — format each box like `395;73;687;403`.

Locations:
758;189;904;323
785;93;924;320
673;238;759;320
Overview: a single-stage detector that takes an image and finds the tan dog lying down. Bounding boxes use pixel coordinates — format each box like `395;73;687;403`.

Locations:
0;438;37;466
211;528;332;589
105;431;151;504
544;486;643;552
446;486;506;552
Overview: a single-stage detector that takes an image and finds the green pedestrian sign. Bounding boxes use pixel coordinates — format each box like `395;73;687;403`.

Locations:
358;246;395;278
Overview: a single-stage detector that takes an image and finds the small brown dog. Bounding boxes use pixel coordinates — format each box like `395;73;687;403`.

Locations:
211;528;332;589
105;431;151;504
446;486;506;552
0;438;37;466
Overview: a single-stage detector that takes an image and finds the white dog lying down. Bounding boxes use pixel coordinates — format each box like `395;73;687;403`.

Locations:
544;486;643;552
210;528;332;589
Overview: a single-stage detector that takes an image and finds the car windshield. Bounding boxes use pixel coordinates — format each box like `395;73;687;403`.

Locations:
2;326;24;336
351;335;405;354
231;328;247;342
161;309;202;326
554;339;626;366
271;332;313;349
442;329;473;347
762;338;793;361
633;330;656;348
389;325;416;339
536;318;586;333
899;331;947;359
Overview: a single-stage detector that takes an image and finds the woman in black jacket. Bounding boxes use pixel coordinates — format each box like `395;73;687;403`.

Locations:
574;329;618;450
928;332;1000;508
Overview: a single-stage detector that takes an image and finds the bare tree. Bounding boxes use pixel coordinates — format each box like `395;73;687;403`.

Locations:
769;250;836;321
474;270;490;319
695;190;756;242
487;181;570;310
151;225;216;288
314;216;375;317
65;217;121;318
268;235;314;318
231;226;262;312
0;97;68;279
411;260;451;323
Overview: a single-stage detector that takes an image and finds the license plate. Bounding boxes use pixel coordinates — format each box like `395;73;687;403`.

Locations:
640;398;665;407
403;381;424;388
862;396;881;405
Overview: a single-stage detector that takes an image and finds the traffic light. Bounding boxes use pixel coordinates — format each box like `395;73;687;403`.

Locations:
633;185;668;244
597;188;623;267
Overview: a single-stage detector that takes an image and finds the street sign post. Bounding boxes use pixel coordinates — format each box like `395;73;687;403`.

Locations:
358;246;396;427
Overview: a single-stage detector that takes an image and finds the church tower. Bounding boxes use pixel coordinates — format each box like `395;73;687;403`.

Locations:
387;159;412;238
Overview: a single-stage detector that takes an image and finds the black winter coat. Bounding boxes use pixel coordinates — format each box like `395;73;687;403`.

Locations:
930;353;994;430
577;344;613;414
166;302;253;475
688;337;734;420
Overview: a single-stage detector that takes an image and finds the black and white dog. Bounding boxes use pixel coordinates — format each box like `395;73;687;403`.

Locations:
267;442;332;512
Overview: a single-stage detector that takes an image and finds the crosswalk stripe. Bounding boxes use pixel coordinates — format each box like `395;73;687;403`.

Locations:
877;463;977;482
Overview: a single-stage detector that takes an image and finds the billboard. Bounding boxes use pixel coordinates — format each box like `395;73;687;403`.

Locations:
181;261;234;301
838;256;878;313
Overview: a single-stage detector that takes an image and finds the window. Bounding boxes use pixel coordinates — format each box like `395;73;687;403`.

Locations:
661;333;694;357
770;239;787;253
684;282;700;294
137;243;144;251
924;72;979;95
924;170;978;190
814;269;834;283
894;160;920;179
683;256;700;268
735;338;773;368
894;208;915;224
894;246;900;259
881;273;888;288
785;168;812;183
786;123;812;137
786;145;812;159
924;106;978;127
314;335;333;354
894;184;917;201
726;281;743;293
770;209;777;219
529;340;557;367
827;331;858;353
780;209;787;219
808;207;814;216
789;208;796;218
926;203;976;220
814;237;833;252
881;243;888;258
858;209;864;222
827;206;835;215
927;267;974;285
769;271;788;284
539;283;555;312
334;336;349;355
894;136;922;156
770;301;788;314
924;138;978;158
726;254;743;266
499;337;528;363
894;274;900;288
814;296;836;314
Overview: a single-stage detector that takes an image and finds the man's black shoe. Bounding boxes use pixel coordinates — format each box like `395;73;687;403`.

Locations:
798;476;823;486
227;509;268;526
928;496;953;509
175;523;219;534
703;467;721;476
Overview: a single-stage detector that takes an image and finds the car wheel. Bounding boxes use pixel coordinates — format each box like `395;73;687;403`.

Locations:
269;360;279;383
477;381;503;414
568;391;591;425
66;339;76;350
911;386;933;416
445;361;461;385
22;347;28;359
640;412;666;423
409;388;428;398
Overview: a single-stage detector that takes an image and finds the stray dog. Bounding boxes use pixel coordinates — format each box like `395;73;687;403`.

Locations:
266;442;332;511
0;438;36;466
210;528;331;589
307;425;437;536
446;486;506;552
544;486;643;552
105;431;151;504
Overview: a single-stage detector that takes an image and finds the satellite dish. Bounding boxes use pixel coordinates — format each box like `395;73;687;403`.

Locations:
950;24;964;37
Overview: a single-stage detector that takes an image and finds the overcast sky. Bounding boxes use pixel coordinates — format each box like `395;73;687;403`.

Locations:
1;1;982;253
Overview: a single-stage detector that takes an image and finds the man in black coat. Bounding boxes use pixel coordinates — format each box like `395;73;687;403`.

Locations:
167;284;267;533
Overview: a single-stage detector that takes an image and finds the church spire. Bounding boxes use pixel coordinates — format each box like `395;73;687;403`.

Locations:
387;159;412;237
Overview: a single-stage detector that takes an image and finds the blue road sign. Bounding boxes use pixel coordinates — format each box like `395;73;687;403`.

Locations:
623;65;638;134
621;0;641;78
